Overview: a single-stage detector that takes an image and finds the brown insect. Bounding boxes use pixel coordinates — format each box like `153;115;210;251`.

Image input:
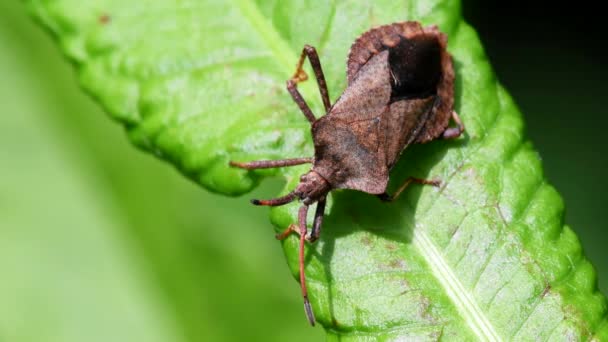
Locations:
230;21;463;325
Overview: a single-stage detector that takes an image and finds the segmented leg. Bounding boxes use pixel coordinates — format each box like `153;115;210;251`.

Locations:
286;45;331;123
274;199;326;243
295;45;331;112
297;205;315;326
275;224;299;241
378;177;441;202
229;157;312;170
308;198;326;243
274;200;325;326
442;111;465;139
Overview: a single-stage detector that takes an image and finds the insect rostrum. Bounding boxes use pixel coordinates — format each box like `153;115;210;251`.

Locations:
230;21;464;326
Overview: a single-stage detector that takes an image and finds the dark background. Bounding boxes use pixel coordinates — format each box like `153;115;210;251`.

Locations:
0;2;606;341
464;1;608;293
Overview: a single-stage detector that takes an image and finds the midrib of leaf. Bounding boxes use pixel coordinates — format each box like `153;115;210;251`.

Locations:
233;0;296;77
413;230;500;341
405;62;507;340
234;0;322;112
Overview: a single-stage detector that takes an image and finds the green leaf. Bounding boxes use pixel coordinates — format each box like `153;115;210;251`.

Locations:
1;3;321;341
28;0;608;339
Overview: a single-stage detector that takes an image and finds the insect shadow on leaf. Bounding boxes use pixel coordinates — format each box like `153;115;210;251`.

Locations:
230;21;464;326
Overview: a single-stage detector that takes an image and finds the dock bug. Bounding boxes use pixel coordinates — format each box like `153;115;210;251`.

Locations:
230;21;464;325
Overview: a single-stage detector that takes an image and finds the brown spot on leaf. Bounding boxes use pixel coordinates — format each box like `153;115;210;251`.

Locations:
389;259;405;269
385;243;397;251
99;14;110;25
541;283;551;298
360;235;372;246
418;296;434;321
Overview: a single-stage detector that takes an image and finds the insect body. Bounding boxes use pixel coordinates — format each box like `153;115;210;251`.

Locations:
230;21;463;325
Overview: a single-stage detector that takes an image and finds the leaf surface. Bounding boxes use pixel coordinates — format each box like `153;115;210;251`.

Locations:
28;0;608;339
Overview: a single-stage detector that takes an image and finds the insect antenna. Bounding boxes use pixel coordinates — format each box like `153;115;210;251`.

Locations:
251;191;297;206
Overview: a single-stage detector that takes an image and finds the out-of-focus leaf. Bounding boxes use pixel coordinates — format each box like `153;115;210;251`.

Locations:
0;18;183;342
28;0;608;339
1;3;322;341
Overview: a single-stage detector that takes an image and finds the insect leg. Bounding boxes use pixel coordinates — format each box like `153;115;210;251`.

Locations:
308;198;326;243
229;157;312;170
293;45;331;112
275;197;325;242
297;204;316;326
442;111;465;139
286;45;331;124
287;79;317;123
378;177;441;202
274;205;316;325
275;224;299;240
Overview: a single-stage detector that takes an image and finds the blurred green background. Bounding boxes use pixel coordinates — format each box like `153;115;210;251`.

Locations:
0;2;605;341
0;2;323;341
